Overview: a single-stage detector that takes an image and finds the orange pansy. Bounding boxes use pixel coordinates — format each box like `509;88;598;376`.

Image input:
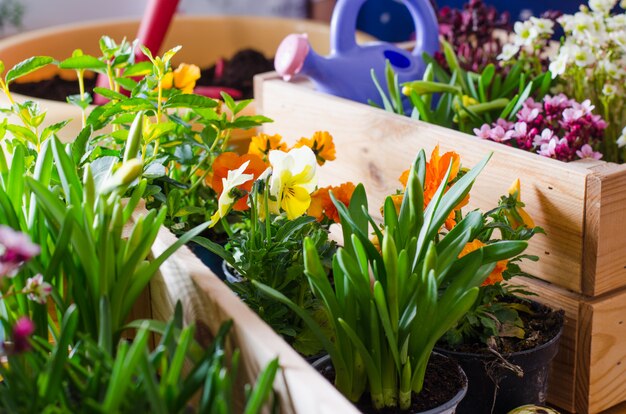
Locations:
294;131;336;166
248;133;287;162
458;239;508;287
210;152;267;211
308;182;355;223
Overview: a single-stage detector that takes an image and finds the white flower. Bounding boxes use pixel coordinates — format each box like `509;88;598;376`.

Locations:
621;0;626;8
498;43;520;61
530;17;555;35
268;146;318;219
549;52;570;78
24;274;52;305
514;20;539;47
533;129;555;148
603;83;617;96
598;59;624;79
617;126;626;148
210;161;254;226
606;14;626;30
589;0;618;15
573;46;596;67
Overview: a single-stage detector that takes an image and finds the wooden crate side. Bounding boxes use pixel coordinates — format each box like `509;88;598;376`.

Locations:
255;75;590;293
148;224;360;414
584;164;626;296
578;289;626;414
514;276;581;413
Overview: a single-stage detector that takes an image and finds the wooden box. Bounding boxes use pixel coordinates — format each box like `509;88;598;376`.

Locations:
254;73;626;298
145;222;360;414
254;73;626;413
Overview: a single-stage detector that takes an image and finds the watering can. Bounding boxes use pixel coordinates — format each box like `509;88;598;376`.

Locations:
274;0;439;106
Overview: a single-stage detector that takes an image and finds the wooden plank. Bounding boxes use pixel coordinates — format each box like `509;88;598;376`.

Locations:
255;74;590;293
584;164;626;296
513;276;581;413
579;288;626;414
146;221;360;414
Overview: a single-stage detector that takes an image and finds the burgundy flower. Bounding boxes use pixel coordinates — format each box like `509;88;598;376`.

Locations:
3;317;35;354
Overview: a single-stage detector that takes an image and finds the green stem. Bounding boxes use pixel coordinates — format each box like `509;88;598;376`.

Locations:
77;69;87;129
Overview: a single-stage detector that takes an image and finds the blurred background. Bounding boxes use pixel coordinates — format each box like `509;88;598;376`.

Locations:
0;0;587;39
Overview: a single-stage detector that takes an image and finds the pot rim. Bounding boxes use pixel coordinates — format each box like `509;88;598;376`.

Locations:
312;352;468;414
438;322;564;360
0;15;341;50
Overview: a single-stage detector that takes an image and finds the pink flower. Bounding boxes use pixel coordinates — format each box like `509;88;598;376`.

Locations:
538;137;558;157
517;106;540;123
562;107;584;122
3;317;35;354
474;124;493;139
522;97;543;111
24;274;52;305
543;94;569;108
0;226;40;278
576;144;603;160
488;125;514;142
533;129;555;148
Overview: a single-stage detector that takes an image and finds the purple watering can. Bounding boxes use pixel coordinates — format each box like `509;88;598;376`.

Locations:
274;0;439;106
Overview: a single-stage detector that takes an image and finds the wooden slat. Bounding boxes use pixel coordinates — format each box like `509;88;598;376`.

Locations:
584;164;626;296
579;288;626;414
255;73;590;293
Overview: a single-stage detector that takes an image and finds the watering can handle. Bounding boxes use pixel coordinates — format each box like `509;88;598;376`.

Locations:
330;0;439;56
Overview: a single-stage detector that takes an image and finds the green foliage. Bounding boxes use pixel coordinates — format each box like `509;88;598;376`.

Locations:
255;151;528;410
0;305;279;414
371;41;552;134
442;190;545;348
194;213;335;356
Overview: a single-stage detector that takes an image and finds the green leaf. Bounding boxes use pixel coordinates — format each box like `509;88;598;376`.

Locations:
5;56;53;84
40;120;70;142
67;93;92;110
220;91;236;112
59;55;107;70
6;124;38;145
163;94;219;109
243;358;279;414
121;61;154;77
94;87;127;101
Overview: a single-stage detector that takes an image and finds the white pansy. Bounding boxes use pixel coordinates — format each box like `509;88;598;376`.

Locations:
497;43;520;61
210;161;254;226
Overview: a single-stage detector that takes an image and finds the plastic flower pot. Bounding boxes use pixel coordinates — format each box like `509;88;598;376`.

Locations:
0;15;374;145
311;353;468;414
437;321;564;414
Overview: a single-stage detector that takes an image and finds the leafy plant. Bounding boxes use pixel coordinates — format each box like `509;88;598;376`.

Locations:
255;150;528;410
0;304;279;414
370;41;552;134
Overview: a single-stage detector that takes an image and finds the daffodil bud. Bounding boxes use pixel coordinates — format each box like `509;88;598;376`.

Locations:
123;111;144;163
101;159;143;194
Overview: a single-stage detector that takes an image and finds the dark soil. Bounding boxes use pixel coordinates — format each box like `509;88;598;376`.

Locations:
11;48;273;102
317;353;466;413
439;298;565;355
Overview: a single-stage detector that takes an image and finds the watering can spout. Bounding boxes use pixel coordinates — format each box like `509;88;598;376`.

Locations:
275;33;313;81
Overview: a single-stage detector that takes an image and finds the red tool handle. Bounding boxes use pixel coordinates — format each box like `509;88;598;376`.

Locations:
94;0;180;104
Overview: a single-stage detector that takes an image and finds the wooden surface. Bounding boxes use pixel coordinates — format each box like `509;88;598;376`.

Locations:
254;73;626;296
146;222;360;414
584;164;626;296
579;288;626;413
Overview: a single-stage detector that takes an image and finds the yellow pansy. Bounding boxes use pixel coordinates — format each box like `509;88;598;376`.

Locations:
268;147;318;219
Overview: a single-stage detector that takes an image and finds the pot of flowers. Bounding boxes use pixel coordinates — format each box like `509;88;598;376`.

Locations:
0;14;375;141
433;180;564;413
251;146;532;412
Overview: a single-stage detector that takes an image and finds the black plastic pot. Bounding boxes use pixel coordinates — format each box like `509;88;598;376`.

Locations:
437;325;563;414
186;241;226;280
312;353;468;414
